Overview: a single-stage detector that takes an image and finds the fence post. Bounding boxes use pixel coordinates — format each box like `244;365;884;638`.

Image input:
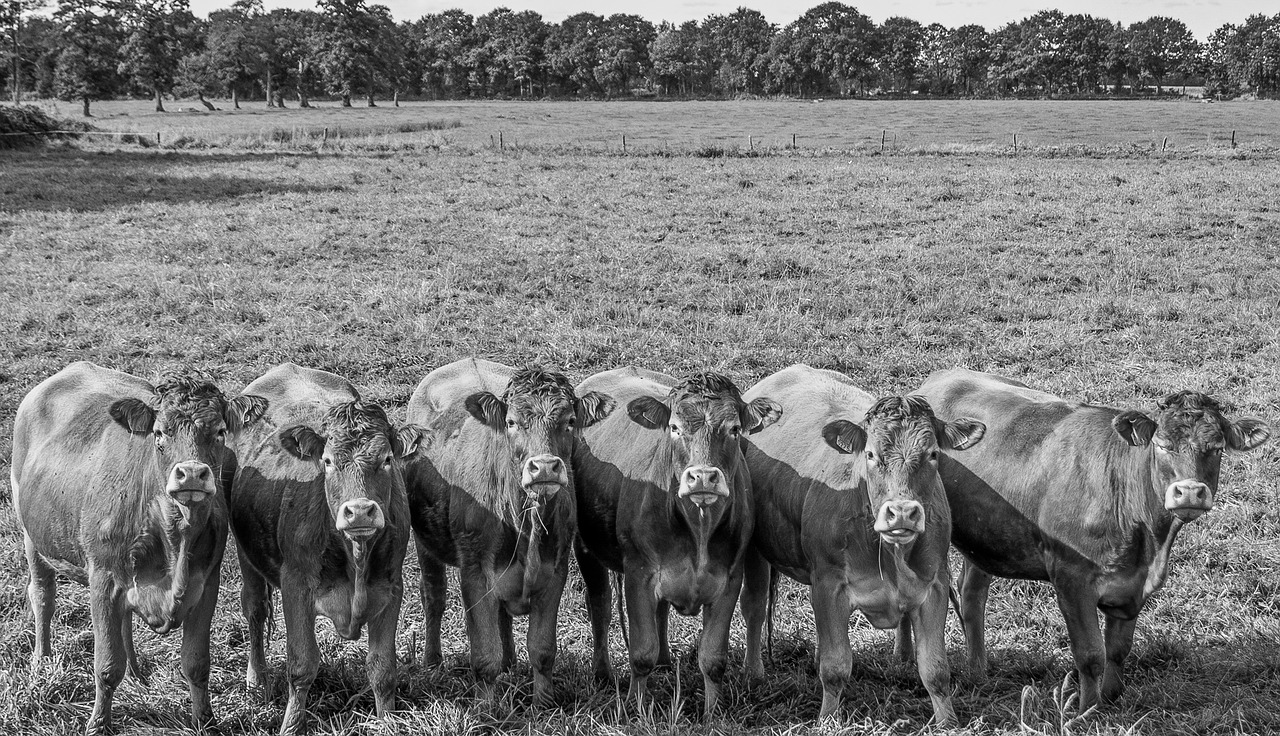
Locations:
792;133;796;149
1161;136;1167;152
749;135;753;151
156;132;161;146
1013;132;1018;153
323;127;329;144
500;131;504;151
1231;130;1236;148
622;134;626;153
881;129;886;151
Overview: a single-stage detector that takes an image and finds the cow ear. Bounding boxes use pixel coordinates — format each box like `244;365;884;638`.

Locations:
396;424;428;458
1227;417;1271;452
109;398;156;435
1113;410;1157;446
743;397;783;435
577;391;616;429
822;420;867;455
464;391;507;429
938;418;985;451
627;395;671;430
226;394;269;435
280;425;326;460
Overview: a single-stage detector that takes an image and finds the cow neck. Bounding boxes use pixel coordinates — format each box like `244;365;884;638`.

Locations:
667;477;731;576
881;540;933;603
1138;447;1187;597
344;534;374;623
129;493;202;634
520;499;546;601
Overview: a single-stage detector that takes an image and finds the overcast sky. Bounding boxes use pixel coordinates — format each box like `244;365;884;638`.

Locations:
185;0;1270;41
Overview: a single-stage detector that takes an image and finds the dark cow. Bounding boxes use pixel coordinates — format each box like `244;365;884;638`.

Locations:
915;368;1271;710
230;363;419;735
739;365;984;724
404;358;614;705
11;362;267;735
573;367;781;715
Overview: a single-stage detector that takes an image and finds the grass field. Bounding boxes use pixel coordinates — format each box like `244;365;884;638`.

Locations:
1;102;1279;735
26;97;1280;153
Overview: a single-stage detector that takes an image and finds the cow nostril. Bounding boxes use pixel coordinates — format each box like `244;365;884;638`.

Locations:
907;506;923;522
174;467;186;481
706;470;719;485
548;458;562;473
198;467;210;482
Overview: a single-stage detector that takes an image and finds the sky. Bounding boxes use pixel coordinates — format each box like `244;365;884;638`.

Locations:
185;0;1271;41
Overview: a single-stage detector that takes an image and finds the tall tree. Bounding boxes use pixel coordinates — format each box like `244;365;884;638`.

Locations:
315;0;378;106
545;12;605;96
877;16;924;91
474;7;546;97
785;2;878;96
118;0;201;111
205;0;263;108
2;0;46;103
944;24;989;95
650;20;700;96
53;0;121;115
593;13;654;96
414;9;475;98
1129;16;1198;93
706;7;774;95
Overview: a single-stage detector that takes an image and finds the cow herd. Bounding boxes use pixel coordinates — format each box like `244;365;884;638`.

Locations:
9;358;1271;734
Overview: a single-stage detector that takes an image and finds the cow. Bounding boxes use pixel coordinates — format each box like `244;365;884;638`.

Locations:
404;358;615;705
572;367;781;716
737;364;985;725
10;361;268;735
229;363;420;735
913;368;1271;711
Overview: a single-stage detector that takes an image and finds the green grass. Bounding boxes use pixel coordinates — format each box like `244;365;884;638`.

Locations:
1;117;1278;735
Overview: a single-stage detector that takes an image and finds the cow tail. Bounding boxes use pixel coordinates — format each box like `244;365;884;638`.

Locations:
948;583;966;632
613;571;629;650
767;566;778;664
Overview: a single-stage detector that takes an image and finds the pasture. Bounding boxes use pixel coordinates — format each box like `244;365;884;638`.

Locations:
1;101;1279;735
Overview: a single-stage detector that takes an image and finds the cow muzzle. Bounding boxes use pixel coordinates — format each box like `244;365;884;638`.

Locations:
679;465;730;507
166;461;216;505
874;500;925;545
521;454;568;500
336;498;386;539
1165;480;1213;522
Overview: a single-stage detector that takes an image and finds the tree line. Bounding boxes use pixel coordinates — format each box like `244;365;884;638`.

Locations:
3;0;1279;116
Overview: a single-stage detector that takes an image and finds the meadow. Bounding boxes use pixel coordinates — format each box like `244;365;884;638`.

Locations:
1;101;1279;735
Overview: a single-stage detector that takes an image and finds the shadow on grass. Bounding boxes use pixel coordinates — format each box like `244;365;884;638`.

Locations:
0;149;346;214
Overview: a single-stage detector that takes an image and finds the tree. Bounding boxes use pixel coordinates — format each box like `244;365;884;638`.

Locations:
118;0;202;111
2;0;46;103
545;12;605;96
315;0;378;106
53;0;122;115
593;13;654;96
650;21;702;96
204;0;264;108
785;2;879;96
1059;14;1112;93
877;16;924;91
706;7;774;95
414;9;475;99
1129;16;1198;93
473;7;547;96
1103;22;1131;93
944;24;989;95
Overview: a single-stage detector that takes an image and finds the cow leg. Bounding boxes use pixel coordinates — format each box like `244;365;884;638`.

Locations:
25;532;55;665
417;545;446;668
576;543;614;683
181;565;221;730
910;581;957;728
459;563;503;695
959;560;991;680
894;619;915;664
122;613;148;686
279;583;320;736
527;572;565;708
811;576;852;720
1053;580;1106;713
86;568;127;736
698;572;742;718
239;549;272;697
1102;615;1137;705
623;569;660;711
499;608;515;672
367;577;402;718
740;547;769;679
656;600;673;667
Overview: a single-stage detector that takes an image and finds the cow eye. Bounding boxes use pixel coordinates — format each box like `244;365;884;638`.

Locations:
728;425;741;438
669;424;681;436
382;455;393;469
506;418;517;430
929;449;939;462
216;428;227;442
566;416;576;429
865;450;876;463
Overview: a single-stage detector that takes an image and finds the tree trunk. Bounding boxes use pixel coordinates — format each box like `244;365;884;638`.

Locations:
275;91;285;108
393;89;399;107
82;96;91;117
366;63;376;107
298;90;310;108
11;20;19;105
232;86;240;110
197;92;215;111
154;87;165;112
341;92;351;107
266;65;274;107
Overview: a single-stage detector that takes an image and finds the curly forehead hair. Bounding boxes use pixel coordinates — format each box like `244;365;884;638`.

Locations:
863;395;937;424
151;369;228;426
1157;391;1229;415
669;372;743;403
502;367;577;403
324;401;395;443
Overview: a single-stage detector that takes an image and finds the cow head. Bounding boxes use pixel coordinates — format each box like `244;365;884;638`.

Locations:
628;373;782;509
280;402;425;546
1113;392;1270;522
465;367;615;512
823;395;985;546
109;370;268;512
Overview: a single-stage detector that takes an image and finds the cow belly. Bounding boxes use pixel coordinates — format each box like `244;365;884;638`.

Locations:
653;564;729;615
128;569;209;632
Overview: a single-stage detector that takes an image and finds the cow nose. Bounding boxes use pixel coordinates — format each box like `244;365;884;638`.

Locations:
336;498;384;536
167;462;215;503
679;466;727;502
522;454;567;494
874;499;925;544
1166;480;1213;521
